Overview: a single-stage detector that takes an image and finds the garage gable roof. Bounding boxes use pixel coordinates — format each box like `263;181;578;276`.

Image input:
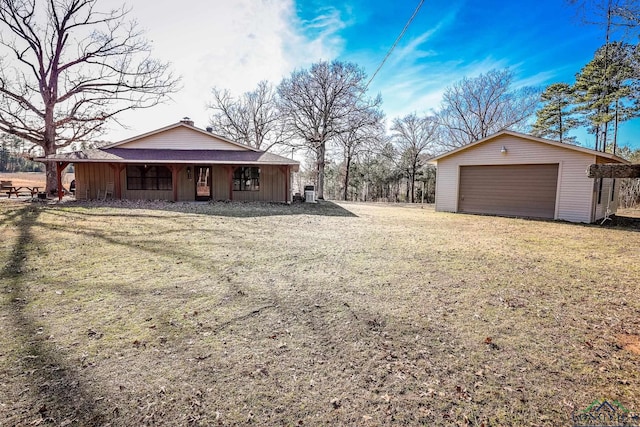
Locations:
428;130;630;164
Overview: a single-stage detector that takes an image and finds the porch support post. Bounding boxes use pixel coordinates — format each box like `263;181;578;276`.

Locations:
227;166;235;200
279;165;289;203
56;161;69;201
169;165;182;202
108;163;126;199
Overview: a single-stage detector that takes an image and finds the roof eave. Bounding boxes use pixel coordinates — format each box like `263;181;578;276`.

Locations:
428;130;631;164
34;156;299;168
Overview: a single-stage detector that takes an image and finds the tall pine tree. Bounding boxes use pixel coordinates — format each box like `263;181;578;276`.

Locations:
573;42;638;153
532;83;580;143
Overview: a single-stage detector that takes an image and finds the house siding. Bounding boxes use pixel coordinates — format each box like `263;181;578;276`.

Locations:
232;166;287;202
211;166;230;200
75;163;114;200
75;163;288;202
435;134;601;223
177;167;195;201
116;127;250;151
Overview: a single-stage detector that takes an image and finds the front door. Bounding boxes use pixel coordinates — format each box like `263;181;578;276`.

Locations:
195;166;211;201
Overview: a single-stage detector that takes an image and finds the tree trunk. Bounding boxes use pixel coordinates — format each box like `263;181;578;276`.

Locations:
405;175;410;202
44;101;58;193
558;104;563;143
45;162;58;193
343;154;351;201
410;171;416;203
613;98;619;155
316;141;326;200
44;139;58;193
603;108;609;152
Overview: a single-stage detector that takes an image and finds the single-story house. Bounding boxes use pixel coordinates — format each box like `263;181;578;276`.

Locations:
428;130;629;223
39;119;299;203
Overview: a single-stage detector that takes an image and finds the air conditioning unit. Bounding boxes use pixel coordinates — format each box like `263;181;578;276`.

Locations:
304;185;316;203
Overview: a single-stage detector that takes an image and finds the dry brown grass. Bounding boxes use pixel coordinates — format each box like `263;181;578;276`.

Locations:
0;172;74;188
1;200;639;426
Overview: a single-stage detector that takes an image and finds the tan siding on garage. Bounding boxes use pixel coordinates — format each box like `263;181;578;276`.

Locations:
435;134;598;223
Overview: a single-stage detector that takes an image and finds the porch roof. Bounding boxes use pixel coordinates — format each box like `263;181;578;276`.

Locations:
36;148;299;171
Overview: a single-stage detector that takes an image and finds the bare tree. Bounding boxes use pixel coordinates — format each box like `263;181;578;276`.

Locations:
277;60;381;199
391;113;438;203
208;81;283;151
568;0;640;41
335;106;385;200
0;0;179;191
437;69;540;148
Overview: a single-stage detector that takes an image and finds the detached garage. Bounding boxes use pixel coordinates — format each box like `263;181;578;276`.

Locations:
430;131;629;223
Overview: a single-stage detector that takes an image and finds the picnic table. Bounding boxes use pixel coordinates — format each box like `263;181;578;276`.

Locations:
1;181;40;198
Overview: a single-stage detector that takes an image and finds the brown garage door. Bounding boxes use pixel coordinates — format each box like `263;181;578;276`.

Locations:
458;164;559;219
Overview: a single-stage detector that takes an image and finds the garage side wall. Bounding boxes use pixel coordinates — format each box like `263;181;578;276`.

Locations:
435;134;597;223
592;178;619;222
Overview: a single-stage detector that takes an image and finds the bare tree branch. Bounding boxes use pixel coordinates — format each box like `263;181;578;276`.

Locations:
277;60;381;199
437;69;540;148
208;81;283;151
391;113;438;202
0;0;180;190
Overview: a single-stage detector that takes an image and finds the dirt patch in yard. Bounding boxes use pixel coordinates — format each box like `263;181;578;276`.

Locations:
1;201;639;426
617;335;640;355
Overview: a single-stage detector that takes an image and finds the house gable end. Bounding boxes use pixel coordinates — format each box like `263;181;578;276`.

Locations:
107;124;254;151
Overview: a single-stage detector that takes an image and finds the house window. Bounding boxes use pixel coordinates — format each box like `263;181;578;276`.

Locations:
233;167;260;191
127;165;172;190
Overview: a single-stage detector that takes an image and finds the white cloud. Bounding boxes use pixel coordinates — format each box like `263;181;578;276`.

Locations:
103;0;346;141
373;47;512;121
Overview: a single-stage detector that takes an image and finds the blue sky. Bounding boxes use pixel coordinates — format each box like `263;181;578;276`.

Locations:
109;0;638;150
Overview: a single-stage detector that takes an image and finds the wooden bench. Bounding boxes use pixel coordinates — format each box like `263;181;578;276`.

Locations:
1;180;15;197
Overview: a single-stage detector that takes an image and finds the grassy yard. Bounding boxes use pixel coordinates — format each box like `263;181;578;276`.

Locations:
1;200;639;426
0;172;74;188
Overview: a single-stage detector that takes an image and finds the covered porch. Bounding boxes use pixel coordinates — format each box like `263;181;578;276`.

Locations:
70;162;294;203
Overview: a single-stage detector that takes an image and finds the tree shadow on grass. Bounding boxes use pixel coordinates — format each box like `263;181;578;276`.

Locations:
1;206;108;425
457;211;640;233
599;214;640;232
